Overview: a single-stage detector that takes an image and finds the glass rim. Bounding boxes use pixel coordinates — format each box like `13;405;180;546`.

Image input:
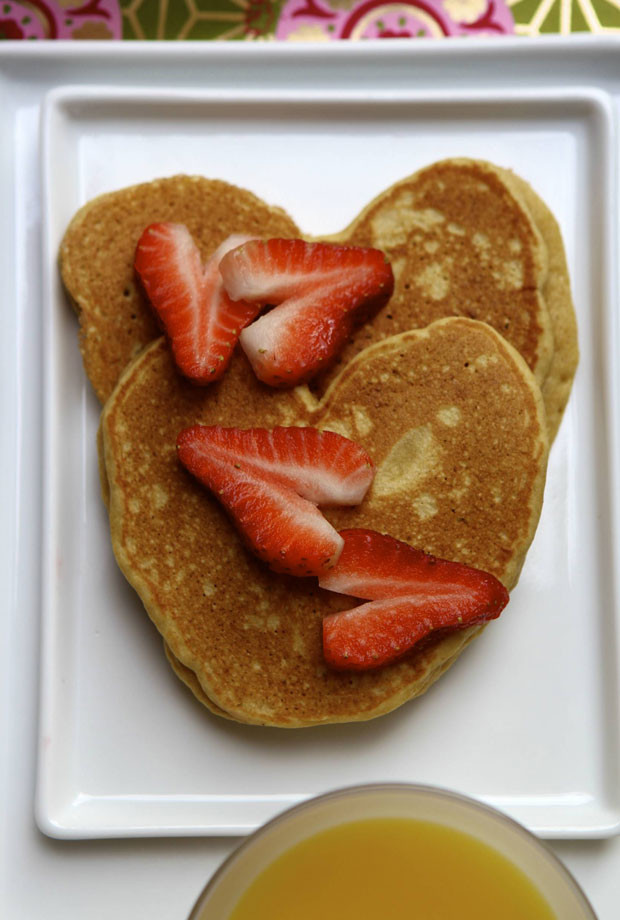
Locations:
187;782;598;920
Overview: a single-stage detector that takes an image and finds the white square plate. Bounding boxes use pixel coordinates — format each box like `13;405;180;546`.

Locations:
37;82;620;839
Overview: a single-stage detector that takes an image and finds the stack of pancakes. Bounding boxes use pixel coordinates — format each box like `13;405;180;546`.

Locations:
60;159;578;727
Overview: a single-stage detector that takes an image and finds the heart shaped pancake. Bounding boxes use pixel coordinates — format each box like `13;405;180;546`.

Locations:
60;159;577;440
99;318;548;726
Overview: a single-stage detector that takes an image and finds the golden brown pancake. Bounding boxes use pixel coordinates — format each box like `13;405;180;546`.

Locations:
100;318;548;727
59;175;300;404
496;166;578;442
164;643;238;722
61;161;577;437
163;635;478;726
319;158;554;393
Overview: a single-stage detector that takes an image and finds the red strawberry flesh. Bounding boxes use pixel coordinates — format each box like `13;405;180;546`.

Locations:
319;528;504;600
134;225;258;383
320;529;509;670
176;427;375;576
219;239;394;387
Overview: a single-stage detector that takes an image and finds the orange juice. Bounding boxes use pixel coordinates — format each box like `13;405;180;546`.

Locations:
228;817;556;920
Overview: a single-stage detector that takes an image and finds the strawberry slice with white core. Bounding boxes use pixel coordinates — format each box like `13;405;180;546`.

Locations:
219;239;394;387
134;225;258;383
176;427;375;576
320;529;509;670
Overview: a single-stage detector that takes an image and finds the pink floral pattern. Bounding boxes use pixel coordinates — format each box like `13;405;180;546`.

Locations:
276;0;514;40
0;0;122;40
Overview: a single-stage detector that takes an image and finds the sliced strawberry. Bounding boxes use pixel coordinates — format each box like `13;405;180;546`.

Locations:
134;225;258;383
320;529;509;670
176;427;375;576
219;239;394;387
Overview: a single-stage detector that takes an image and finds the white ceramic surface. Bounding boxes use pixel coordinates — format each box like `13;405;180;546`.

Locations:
36;80;620;840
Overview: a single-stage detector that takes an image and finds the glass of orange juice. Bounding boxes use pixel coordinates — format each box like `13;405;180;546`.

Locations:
188;784;596;920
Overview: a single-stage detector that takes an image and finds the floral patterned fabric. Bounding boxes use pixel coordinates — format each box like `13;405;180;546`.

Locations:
277;0;513;39
1;0;121;39
0;0;618;42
